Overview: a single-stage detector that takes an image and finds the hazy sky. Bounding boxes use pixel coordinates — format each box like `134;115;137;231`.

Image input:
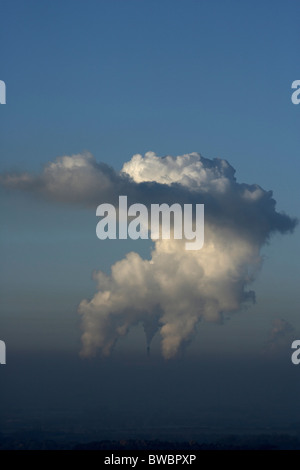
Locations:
0;0;299;436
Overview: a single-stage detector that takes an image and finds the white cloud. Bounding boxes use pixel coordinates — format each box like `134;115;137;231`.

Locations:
122;151;232;192
0;151;297;358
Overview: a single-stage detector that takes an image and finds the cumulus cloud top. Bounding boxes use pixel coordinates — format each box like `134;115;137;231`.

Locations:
0;151;295;240
0;151;297;358
122;151;234;192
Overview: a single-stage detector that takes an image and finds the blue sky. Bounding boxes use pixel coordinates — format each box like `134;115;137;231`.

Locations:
0;0;299;356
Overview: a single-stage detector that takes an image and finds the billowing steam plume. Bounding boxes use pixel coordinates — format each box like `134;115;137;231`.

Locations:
0;152;297;358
